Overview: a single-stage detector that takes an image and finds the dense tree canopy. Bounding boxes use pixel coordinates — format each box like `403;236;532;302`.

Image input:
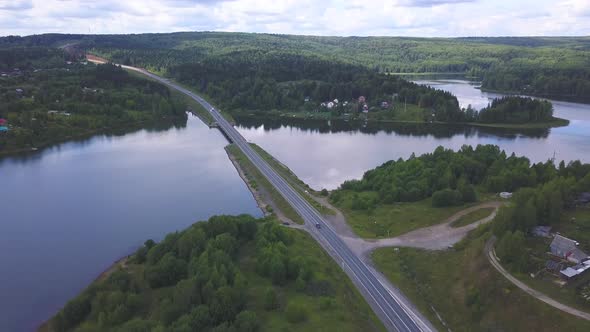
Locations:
476;96;554;124
49;215;333;332
331;144;589;210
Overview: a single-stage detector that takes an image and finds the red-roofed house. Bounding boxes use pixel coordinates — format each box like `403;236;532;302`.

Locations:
0;118;7;125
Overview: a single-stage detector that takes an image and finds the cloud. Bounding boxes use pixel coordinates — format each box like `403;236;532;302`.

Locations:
0;0;588;37
398;0;476;7
0;0;32;10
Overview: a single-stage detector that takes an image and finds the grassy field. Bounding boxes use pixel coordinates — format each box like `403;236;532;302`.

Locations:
226;144;304;224
333;191;482;238
250;143;336;216
241;228;385;332
450;207;496;228
371;228;590;332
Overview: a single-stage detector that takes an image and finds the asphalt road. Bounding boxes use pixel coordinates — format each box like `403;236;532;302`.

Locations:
120;65;433;332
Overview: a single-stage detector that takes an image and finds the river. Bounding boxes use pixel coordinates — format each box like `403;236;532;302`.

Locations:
0;114;262;331
2;79;590;331
235;79;590;190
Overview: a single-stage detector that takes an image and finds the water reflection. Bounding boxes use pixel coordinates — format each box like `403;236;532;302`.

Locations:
234;80;590;191
234;115;551;139
0;114;261;332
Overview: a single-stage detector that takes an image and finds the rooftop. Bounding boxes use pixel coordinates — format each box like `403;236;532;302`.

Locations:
550;234;579;254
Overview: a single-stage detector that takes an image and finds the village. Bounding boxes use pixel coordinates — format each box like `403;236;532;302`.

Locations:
314;95;395;114
526;192;590;304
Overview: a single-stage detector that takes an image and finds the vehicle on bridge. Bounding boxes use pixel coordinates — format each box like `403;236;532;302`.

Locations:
316;222;321;229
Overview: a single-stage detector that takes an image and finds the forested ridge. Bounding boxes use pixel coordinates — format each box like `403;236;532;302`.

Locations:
2;32;589;102
47;215;382;332
0;47;187;153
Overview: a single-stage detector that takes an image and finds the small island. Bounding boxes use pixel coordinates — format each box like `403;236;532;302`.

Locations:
465;96;569;129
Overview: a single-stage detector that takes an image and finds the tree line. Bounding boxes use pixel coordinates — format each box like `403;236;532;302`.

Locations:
471;96;555;124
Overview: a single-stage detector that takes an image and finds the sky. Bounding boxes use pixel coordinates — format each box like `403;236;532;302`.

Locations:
0;0;589;37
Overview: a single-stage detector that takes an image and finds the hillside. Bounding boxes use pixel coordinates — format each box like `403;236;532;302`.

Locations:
2;32;590;102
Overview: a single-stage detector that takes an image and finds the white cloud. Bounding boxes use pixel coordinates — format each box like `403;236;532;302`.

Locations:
0;0;588;37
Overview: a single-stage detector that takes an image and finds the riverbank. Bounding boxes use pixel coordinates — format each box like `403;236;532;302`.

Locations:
230;111;570;130
0;116;185;157
225;143;304;224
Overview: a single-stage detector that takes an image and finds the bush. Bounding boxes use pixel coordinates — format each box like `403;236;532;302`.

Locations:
432;189;463;207
285;302;308;323
234;310;258;332
263;288;278;310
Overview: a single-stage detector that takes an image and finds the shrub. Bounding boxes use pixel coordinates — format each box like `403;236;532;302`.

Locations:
432;189;462;207
285;302;307;323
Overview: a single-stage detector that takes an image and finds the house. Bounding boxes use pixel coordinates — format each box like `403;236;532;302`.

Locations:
545;260;564;274
327;102;335;109
499;192;513;199
575;192;590;206
304;96;310;102
0;118;8;132
550;234;589;263
559;260;590;280
358;96;366;104
15;88;24;94
333;98;339;104
532;226;552;238
362;104;369;113
381;101;390;109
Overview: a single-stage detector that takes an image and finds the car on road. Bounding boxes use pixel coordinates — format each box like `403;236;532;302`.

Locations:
315;222;321;229
282;222;290;226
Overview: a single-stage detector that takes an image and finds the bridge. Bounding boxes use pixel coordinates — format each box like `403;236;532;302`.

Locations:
116;63;435;332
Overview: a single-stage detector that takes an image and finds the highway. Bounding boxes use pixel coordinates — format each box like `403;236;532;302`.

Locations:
117;64;433;332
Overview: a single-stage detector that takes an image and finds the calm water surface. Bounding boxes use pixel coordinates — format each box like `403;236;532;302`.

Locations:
236;80;590;190
0;114;261;331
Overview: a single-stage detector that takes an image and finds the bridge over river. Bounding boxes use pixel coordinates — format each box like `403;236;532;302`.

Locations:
94;59;435;332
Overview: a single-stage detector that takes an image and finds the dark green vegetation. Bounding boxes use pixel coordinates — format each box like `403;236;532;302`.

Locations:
2;33;589;102
333;144;525;209
476;96;558;124
48;215;383;332
450;207;496;228
0;47;187;153
372;228;590;332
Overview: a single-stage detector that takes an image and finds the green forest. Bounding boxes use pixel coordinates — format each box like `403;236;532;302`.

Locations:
476;96;556;124
47;215;382;332
0;47;187;153
331;144;585;210
2;33;589;102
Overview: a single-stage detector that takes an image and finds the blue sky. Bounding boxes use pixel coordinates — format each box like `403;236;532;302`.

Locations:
0;0;589;37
